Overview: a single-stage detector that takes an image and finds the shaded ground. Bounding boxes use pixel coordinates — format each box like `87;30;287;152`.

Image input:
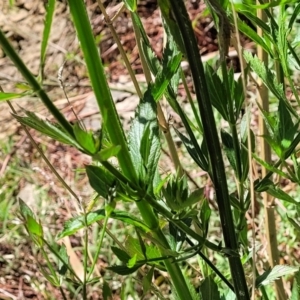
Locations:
0;0;258;299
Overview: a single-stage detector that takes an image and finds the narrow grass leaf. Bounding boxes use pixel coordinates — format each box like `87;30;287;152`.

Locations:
255;265;299;288
40;0;56;80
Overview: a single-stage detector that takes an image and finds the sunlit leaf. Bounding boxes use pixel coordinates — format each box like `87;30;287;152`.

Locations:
256;265;299;288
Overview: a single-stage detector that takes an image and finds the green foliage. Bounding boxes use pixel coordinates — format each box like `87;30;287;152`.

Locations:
2;0;300;298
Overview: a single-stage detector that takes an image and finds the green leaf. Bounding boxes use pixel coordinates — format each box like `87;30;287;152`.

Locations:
19;198;35;220
68;0;136;182
122;0;137;12
244;51;287;102
205;64;229;121
199;276;220;300
127;253;138;268
157;0;186;55
252;152;289;179
58;244;69;276
73;123;98;154
107;263;143;275
255;265;299;288
26;216;43;237
289;3;300;29
0;91;29;101
111;246;131;263
291;270;300;300
174;128;208;171
94;145;121;161
183;188;204;208
142;266;155;295
234;18;270;54
277;100;298;151
266;185;298;204
200;198;211;237
151;52;182;102
125;236;160;263
221;130;237;174
287;216;300;232
57;210;150;239
103;280;113;300
40;0;56;79
86;165;116;199
128;90;160;190
13;110;80;148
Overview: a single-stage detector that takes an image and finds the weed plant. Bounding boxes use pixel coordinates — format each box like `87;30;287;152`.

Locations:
1;0;300;299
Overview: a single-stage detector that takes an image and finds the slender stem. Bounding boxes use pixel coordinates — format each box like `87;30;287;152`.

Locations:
168;1;249;298
0;30;74;137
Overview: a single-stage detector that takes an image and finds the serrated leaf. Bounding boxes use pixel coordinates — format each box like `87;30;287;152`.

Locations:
13;110;80;148
107;263;143;275
151;52;182;102
128;89;160;190
111;246;131;263
256;265;299;288
57;210;149;239
200;276;220;300
244;52;287;102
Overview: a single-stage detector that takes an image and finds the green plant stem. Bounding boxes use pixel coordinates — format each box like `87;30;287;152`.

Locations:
0;30;74;137
168;1;249;299
87;212;110;280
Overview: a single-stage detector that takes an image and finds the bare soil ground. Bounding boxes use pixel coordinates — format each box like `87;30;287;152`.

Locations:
0;1;257;299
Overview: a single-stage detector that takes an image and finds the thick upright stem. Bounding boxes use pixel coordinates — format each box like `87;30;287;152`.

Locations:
168;1;249;298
